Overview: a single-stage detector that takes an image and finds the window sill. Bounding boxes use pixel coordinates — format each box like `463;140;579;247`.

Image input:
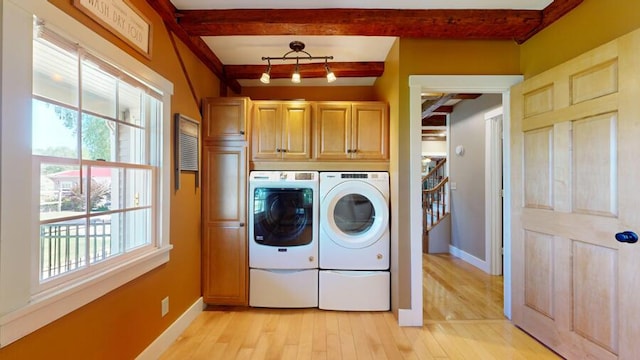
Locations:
0;245;172;348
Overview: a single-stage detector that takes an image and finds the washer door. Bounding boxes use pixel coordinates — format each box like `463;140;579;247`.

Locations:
321;181;388;249
252;187;314;246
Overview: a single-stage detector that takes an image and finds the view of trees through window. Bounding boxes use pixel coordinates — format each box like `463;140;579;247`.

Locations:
33;27;160;283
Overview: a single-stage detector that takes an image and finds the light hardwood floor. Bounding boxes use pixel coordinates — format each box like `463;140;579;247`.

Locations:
160;254;561;359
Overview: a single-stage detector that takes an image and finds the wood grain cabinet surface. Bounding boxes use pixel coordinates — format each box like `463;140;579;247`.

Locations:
201;97;249;306
202;97;250;142
313;102;388;161
251;101;312;161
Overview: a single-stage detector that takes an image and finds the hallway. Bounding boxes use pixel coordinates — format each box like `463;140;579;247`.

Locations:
423;253;504;321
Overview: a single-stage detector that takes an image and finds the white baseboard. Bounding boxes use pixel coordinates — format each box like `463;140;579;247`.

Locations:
449;245;490;273
136;297;204;360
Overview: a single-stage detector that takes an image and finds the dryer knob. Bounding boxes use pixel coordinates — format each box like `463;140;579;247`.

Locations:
377;254;383;260
309;256;315;262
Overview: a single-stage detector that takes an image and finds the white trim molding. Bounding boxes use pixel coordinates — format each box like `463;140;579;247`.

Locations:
485;107;504;276
449;245;489;273
406;75;523;325
136;297;204;360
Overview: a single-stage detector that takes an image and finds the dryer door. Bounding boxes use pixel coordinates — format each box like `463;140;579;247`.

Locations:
321;181;388;249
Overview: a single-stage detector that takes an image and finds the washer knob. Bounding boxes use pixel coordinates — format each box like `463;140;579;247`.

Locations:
309;256;315;262
377;254;383;260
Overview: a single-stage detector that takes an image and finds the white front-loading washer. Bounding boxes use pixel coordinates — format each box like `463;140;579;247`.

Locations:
319;172;390;270
249;171;319;308
319;172;390;311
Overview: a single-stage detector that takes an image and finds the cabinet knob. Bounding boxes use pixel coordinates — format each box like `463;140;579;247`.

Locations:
281;149;288;153
276;148;281;152
239;130;245;135
239;222;245;227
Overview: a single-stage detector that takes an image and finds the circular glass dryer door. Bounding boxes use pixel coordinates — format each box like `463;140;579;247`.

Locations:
321;182;388;249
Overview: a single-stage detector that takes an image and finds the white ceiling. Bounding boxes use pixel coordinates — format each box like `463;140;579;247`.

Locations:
170;0;554;87
203;35;396;87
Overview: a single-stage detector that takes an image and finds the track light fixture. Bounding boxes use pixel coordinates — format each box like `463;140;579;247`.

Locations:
291;58;301;83
261;40;335;84
260;59;271;84
325;59;336;83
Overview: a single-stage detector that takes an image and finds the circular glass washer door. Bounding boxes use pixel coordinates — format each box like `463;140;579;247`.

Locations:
321;181;388;249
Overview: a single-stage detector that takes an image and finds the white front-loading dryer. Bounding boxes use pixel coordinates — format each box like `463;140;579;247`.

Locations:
319;172;390;270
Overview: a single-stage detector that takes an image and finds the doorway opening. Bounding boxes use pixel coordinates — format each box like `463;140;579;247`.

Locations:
402;75;523;326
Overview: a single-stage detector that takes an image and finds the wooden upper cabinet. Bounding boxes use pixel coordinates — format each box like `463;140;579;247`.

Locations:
314;102;388;160
202;97;250;142
351;102;389;160
313;102;351;160
251;101;311;160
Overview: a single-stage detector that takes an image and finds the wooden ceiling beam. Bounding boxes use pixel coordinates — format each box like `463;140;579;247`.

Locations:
453;93;482;100
145;0;241;93
433;105;454;113
177;9;542;39
224;62;384;80
422;116;447;127
517;0;584;43
422;94;455;119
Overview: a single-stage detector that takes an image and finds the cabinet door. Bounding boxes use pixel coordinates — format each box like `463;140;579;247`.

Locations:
313;102;351;160
281;102;311;160
251;102;282;160
202;145;247;305
202;226;247;305
351;102;389;160
202;97;248;142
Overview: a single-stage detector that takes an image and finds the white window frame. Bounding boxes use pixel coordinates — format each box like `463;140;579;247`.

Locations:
0;0;173;347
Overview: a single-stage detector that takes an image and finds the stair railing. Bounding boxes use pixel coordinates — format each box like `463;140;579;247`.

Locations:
422;159;448;230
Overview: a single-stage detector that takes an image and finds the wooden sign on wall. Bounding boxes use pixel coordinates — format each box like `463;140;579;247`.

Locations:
73;0;152;58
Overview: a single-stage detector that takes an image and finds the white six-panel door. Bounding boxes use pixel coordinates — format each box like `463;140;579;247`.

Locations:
511;28;640;359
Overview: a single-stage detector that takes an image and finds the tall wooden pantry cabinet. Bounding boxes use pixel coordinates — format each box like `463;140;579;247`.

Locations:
201;97;250;305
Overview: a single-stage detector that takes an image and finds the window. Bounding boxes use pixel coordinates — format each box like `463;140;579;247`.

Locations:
0;0;172;347
33;27;160;287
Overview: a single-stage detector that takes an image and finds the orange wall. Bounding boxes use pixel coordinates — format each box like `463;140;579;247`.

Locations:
0;0;221;358
241;85;378;101
373;39;403;310
521;0;640;77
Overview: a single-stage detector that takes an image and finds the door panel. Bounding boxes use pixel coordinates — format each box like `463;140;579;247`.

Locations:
203;147;245;224
573;113;617;216
512;28;640;359
313;103;350;160
523;127;553;209
252;102;282;159
523;230;554;318
282;103;311;160
572;241;617;354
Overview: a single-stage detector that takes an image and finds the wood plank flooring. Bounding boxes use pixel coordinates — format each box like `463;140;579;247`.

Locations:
160;254;561;359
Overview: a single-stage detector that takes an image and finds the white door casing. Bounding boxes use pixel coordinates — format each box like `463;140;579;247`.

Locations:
404;75;522;326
